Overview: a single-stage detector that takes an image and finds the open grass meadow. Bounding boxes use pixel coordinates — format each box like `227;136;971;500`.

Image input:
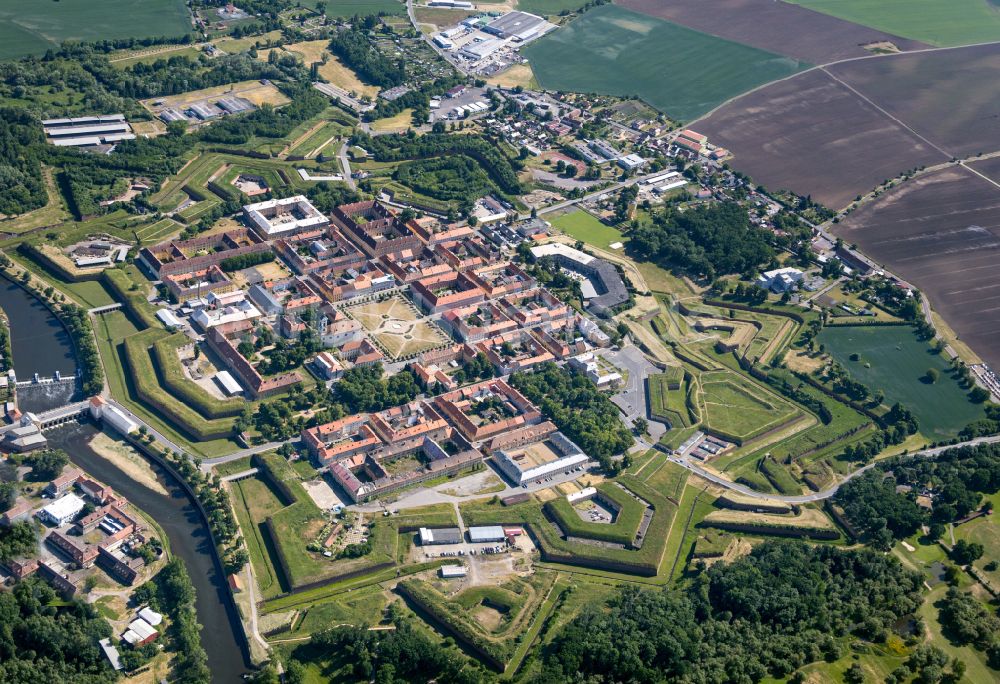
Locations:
522;5;809;122
0;0;192;60
817;325;985;439
790;0;1000;47
549;210;625;250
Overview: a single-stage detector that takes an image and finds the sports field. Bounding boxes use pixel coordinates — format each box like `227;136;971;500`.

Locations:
549;210;624;250
791;0;1000;47
0;0;192;60
817;325;985;439
522;5;809;122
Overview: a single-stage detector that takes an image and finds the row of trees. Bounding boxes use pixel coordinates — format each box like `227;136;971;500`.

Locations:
132;557;211;683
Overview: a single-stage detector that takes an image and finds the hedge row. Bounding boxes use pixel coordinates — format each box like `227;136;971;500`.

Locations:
123;329;236;440
152;333;245;419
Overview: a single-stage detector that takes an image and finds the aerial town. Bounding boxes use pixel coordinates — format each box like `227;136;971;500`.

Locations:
0;1;999;683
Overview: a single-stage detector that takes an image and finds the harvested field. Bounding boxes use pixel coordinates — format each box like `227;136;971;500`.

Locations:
618;0;927;64
830;165;1000;371
523;5;808;122
282;40;380;98
825;43;1000;159
697;69;946;210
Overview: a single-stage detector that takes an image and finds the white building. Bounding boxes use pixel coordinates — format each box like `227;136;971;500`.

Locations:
468;526;506;543
440;565;468;578
493;432;590;485
617;154;647;172
89;396;139;435
568;352;622;388
192;299;262;330
243;196;328;238
433;34;455;50
38;493;86;526
756;267;804;293
213;371;243;396
156;308;183;328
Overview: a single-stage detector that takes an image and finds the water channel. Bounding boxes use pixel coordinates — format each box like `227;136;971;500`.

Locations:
47;422;251;682
1;274;78;412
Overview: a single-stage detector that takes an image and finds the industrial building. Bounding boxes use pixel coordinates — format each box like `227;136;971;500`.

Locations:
440;565;468;578
419;527;463;545
468;525;506;543
483;11;555;42
38;494;86;526
42;114;135;148
756;267;804;293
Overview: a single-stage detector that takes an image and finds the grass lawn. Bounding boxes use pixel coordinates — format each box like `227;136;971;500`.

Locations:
953;495;1000;588
523;4;809;122
817;325;985;440
0;0;192;60
232;476;287;598
790;0;1000;47
370;108;415;133
697;369;802;443
549;210;624;250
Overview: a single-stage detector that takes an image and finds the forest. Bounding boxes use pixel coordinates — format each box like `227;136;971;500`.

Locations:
328;28;406;88
0;577;116;683
629;202;775;280
510;362;634;472
835;441;1000;547
540;542;924;683
0;108;47;216
357;132;523;196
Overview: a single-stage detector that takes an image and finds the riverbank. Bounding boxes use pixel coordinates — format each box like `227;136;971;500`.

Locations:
48;421;251;682
88;428;170;496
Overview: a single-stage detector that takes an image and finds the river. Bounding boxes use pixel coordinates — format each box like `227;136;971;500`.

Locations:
1;274;78;412
46;421;251;682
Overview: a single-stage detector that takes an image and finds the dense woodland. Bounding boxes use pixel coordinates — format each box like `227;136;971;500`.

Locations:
0;108;47;215
511;362;634;472
629;202;776;280
540;542;924;683
358;132;523;196
0;578;117;683
328;27;406;88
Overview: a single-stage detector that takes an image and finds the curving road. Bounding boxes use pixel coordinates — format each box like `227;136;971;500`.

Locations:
665;434;1000;503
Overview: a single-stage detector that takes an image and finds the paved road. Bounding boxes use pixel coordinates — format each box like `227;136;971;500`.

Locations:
337;141;355;190
666;434;1000;503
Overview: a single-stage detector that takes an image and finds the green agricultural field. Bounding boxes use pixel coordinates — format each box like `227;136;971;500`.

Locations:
790;0;1000;47
549;210;625;250
0;0;192;61
818;325;985;439
517;0;592;16
523;5;809;122
304;0;405;17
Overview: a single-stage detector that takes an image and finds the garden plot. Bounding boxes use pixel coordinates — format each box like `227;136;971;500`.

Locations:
345;295;449;359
